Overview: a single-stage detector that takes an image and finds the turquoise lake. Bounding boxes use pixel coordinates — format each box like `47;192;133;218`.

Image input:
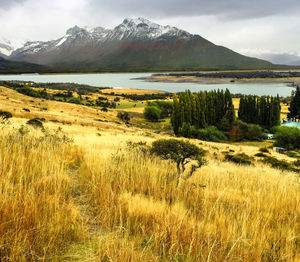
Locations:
0;73;295;97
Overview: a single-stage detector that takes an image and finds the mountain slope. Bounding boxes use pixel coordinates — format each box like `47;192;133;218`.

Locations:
9;18;274;72
0;57;49;73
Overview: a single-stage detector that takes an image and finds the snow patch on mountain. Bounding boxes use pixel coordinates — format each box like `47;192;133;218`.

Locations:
0;38;14;56
0;45;13;56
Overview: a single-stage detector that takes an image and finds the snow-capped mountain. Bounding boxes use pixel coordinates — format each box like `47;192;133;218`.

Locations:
0;39;14;57
7;17;273;72
11;18;192;57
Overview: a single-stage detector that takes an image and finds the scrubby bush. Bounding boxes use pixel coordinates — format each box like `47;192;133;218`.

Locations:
230;121;263;141
246;124;263;140
27;118;44;129
259;147;269;153
286;151;300;158
144;106;162;122
177;124;227;142
147;101;173;118
273;126;300;150
0;110;12;119
229;120;248;141
117;111;130;123
261;156;294;171
67;97;82;104
16;86;42;98
196;126;227;142
224;153;253;165
294;160;300;167
254;152;268;158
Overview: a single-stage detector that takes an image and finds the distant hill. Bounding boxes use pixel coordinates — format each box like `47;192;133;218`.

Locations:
0;57;49;74
288;60;300;66
244;51;300;66
5;18;281;72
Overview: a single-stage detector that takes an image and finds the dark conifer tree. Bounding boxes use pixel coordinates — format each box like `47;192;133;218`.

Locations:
171;94;181;135
288;87;300;121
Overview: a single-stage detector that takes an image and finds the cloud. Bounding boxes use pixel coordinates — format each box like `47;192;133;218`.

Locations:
0;0;26;9
87;0;300;20
0;0;299;57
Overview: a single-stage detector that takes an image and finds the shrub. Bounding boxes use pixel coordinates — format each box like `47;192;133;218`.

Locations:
224;153;253;165
144;106;162;122
259;147;269;153
151;139;206;177
67;97;82;104
286;151;300;158
294;160;300;167
246;124;263;140
229;120;248;141
273;126;300;150
196;126;227;142
117;111;130;123
0;110;12;119
254;152;267;157
262;156;293;171
16;86;42;98
27;118;44;129
147;101;173;118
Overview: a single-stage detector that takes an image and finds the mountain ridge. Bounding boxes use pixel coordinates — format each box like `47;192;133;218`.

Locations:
1;18;287;72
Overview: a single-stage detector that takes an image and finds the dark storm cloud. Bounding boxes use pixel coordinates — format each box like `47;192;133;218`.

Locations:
89;0;300;20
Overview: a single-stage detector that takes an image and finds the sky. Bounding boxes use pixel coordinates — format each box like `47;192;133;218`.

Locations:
1;0;300;60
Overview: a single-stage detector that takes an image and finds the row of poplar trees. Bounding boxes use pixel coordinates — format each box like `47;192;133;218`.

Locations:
238;95;281;129
171;89;235;135
171;89;281;136
288;87;300;121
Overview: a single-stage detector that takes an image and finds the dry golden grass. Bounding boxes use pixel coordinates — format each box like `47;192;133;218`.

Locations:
101;88;166;95
0;127;85;260
1;86;300;261
1;121;299;261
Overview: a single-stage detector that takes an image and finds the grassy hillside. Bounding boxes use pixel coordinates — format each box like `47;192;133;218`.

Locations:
0;86;299;261
0;57;50;74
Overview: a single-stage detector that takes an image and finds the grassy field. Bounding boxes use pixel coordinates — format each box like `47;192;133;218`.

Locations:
0;86;300;261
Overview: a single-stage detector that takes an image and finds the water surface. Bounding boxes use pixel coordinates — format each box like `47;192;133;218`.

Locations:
0;73;294;97
281;121;300;128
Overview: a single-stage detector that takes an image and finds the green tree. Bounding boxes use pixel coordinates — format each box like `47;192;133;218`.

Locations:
246;124;263;140
171;94;181;135
151;139;206;178
288;87;300;121
144;106;162;122
274;126;300;150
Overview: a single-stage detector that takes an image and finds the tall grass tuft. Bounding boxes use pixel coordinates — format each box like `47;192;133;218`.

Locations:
0;130;84;261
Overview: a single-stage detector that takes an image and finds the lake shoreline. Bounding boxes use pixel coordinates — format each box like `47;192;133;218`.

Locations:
135;75;300;86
